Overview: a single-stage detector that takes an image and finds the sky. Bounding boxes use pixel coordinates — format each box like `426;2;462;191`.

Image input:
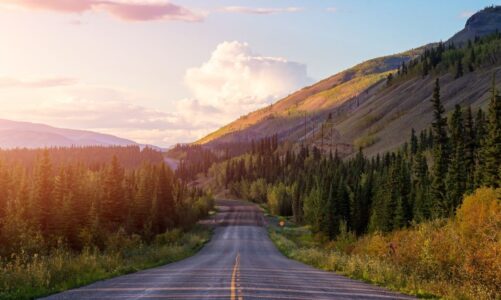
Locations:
0;0;498;147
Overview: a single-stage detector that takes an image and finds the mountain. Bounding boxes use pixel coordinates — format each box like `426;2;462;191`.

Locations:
0;119;138;149
197;6;501;157
197;49;423;145
449;6;501;45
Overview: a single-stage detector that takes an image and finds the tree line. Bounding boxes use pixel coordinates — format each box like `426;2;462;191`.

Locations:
0;145;163;171
170;142;254;182
0;147;213;257
214;76;500;238
387;29;501;85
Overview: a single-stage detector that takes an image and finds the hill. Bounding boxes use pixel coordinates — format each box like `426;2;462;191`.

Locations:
197;6;501;157
0;119;137;149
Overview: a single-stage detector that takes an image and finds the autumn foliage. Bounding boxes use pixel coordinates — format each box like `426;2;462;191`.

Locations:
350;188;500;298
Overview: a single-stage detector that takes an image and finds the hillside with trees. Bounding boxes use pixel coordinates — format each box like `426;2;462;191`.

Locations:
201;72;500;298
210;76;499;235
196;7;501;158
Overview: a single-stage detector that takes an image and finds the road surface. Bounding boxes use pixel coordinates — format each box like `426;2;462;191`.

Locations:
43;200;415;300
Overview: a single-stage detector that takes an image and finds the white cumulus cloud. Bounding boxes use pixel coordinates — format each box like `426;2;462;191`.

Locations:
183;41;311;125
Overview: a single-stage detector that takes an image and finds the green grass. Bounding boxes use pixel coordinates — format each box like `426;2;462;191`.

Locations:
0;227;212;300
269;226;438;299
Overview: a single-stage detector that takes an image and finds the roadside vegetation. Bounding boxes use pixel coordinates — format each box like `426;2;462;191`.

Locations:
270;187;500;299
194;57;500;299
161;32;501;299
0;227;211;300
0;147;214;299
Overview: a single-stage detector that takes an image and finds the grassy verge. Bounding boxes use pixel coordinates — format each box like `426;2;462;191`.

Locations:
269;226;436;299
0;226;211;300
269;188;500;300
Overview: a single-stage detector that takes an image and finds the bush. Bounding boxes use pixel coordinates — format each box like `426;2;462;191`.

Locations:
267;183;292;216
270;188;501;299
249;179;268;203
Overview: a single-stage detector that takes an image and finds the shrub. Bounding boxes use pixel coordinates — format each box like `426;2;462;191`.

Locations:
270;188;501;299
267;183;292;216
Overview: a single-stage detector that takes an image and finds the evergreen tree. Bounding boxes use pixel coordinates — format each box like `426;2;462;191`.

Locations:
410;128;418;155
463;106;476;192
482;75;501;187
446;105;467;211
101;156;126;230
455;59;464;79
474;108;487;187
155;163;175;232
412;152;431;221
34;150;54;238
430;78;450;217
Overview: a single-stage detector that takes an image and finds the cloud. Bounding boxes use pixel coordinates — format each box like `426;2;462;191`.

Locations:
326;7;337;13
183;41;311;125
0;83;217;146
459;10;474;18
97;1;203;22
3;0;203;22
0;43;311;146
24;86;179;130
221;6;302;15
0;77;78;88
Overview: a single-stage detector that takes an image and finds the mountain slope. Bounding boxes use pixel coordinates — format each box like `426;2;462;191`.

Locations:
197;49;422;145
449;6;501;45
197;6;501;157
0;119;137;149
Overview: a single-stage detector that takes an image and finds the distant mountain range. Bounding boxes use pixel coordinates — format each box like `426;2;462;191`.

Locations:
197;6;501;157
0;119;138;149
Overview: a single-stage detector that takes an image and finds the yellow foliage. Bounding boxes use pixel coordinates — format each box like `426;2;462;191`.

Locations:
272;188;501;299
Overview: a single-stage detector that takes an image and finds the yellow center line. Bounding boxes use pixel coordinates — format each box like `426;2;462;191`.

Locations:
230;252;241;300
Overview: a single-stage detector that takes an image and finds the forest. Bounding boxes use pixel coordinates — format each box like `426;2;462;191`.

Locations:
0;145;163;170
209;75;500;238
0;146;213;299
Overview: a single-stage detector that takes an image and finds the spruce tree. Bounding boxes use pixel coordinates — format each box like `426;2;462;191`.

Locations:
455;59;464;79
102;155;126;230
34;150;54;238
410;128;418;155
412;151;430;221
463;106;476;192
474;108;487;187
482;74;501;187
430;78;450;217
446;105;466;211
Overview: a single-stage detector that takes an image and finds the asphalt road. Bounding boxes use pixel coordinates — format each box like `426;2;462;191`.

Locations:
42;200;415;300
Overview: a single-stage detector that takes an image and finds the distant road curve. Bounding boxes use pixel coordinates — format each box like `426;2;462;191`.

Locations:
42;200;415;300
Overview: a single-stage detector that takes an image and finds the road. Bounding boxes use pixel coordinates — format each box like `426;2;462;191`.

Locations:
43;200;415;300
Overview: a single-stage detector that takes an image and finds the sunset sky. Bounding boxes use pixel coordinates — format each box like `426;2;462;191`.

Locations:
0;0;496;147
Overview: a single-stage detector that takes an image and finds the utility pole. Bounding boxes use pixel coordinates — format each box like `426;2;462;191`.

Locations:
321;123;324;151
304;112;307;141
330;124;334;151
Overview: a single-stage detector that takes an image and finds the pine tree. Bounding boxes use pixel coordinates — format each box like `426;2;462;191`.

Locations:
430;78;450;217
412;151;431;221
455;59;464;79
482;74;501;187
446;105;467;211
0;161;10;221
155;163;175;232
34;150;54;238
463;106;476;192
474;108;487;187
101;155;126;230
410;128;418;155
